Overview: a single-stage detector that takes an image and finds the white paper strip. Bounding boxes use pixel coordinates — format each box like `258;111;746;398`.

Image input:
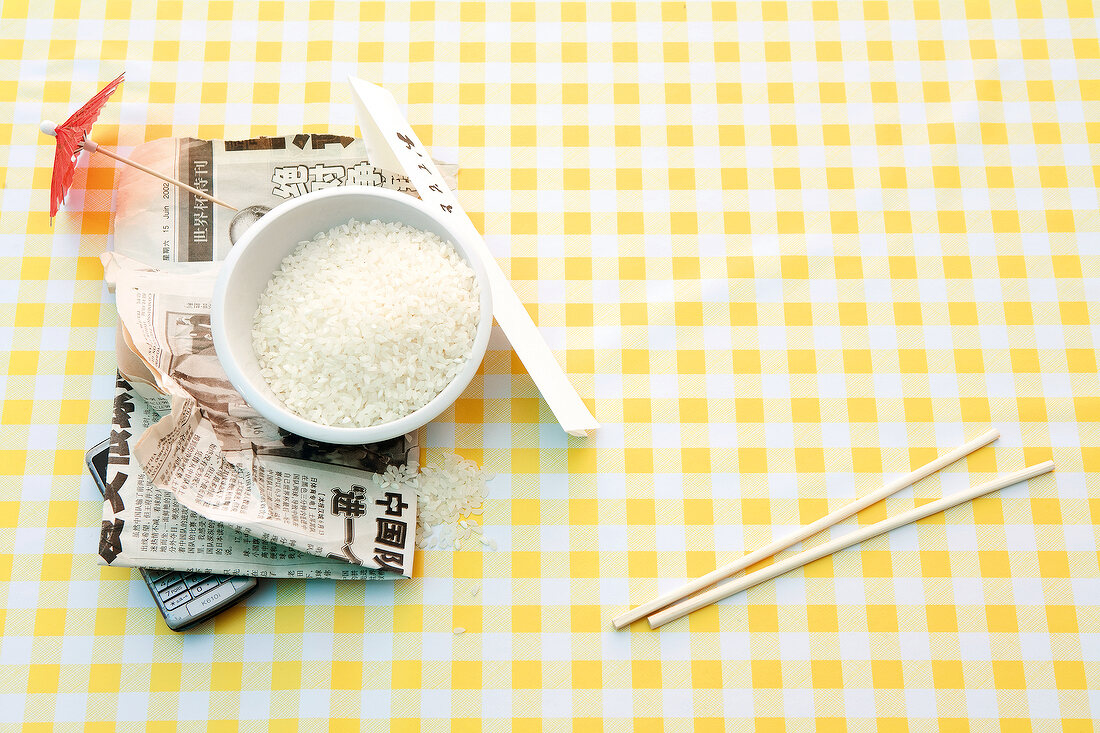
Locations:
348;76;598;437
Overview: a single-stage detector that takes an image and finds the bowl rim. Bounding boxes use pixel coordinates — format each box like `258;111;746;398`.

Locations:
211;186;494;445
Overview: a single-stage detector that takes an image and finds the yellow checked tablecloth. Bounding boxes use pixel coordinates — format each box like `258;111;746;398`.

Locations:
2;0;1098;728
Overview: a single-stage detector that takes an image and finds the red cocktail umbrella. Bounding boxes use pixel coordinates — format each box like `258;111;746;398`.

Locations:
42;72;124;218
40;72;235;220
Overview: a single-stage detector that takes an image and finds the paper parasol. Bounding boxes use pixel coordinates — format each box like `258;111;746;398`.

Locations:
40;72;236;219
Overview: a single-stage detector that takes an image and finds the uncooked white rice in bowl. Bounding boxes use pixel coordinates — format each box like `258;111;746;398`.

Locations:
251;218;480;428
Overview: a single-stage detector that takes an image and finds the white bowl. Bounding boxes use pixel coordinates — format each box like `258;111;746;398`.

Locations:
211;187;493;445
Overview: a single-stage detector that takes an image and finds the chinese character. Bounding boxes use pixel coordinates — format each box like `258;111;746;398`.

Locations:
99;519;124;563
108;427;131;464
396;131;416;149
271;165;310;198
113;378;134;428
309;163;345;190
331;486;366;517
374;550;404;573
346;161;385;187
428;184;442;193
375;492;408;517
375;518;408;548
440;203;453;213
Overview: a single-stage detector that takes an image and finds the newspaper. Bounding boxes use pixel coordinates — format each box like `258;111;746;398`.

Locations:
99;133;454;577
101;373;396;579
113;134;456;265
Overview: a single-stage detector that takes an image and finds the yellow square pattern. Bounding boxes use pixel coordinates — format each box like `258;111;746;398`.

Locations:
1;0;1097;728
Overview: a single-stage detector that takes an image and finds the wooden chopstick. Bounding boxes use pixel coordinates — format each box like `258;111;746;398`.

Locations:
647;460;1055;628
611;428;1000;630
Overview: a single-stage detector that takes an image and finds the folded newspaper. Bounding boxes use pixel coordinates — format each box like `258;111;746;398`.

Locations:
103;373;404;579
99;134;455;578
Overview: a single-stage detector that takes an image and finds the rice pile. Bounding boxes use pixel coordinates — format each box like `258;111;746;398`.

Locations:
252;218;480;427
372;453;494;551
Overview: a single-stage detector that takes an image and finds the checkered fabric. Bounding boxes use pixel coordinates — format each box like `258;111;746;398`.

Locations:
2;0;1098;728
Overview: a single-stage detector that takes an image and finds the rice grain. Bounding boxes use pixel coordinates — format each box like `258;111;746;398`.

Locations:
252;218;480;427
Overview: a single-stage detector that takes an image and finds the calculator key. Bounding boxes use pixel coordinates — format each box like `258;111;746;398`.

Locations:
163;589;192;611
163;608;189;630
182;573;208;588
161;581;189;601
152;573;181;592
189;577;223;597
232;578;256;593
185;584;237;616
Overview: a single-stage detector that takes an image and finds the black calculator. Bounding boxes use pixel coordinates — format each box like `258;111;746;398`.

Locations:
86;438;259;631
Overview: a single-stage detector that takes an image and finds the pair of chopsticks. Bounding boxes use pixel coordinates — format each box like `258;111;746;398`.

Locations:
612;428;1055;630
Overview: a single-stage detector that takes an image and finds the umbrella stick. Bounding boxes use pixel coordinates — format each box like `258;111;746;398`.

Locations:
85;140;238;212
